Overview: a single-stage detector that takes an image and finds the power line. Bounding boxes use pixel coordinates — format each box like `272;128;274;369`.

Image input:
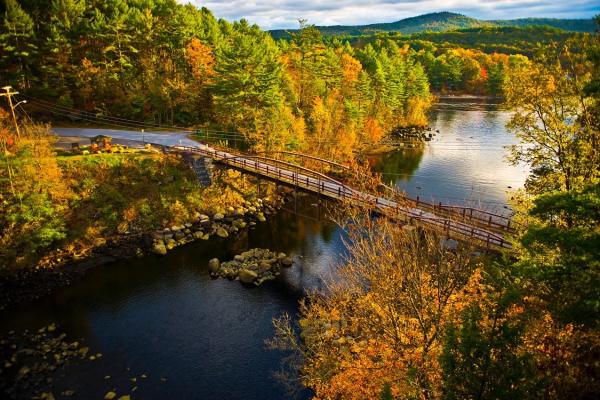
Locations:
24;97;527;152
27;101;249;141
23;95;249;138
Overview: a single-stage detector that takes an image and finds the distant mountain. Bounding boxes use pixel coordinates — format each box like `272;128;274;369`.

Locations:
269;12;596;39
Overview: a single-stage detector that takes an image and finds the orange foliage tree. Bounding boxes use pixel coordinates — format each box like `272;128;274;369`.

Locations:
270;208;483;399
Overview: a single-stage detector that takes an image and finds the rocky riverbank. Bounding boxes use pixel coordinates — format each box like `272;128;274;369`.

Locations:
150;197;283;256
0;191;292;311
208;248;294;286
392;126;437;143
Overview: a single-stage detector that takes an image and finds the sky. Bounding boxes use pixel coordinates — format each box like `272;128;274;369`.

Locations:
185;0;600;30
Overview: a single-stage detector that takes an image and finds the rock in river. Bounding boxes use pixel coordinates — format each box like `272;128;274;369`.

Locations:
239;269;258;284
152;241;167;255
208;258;220;274
216;227;229;238
210;248;294;286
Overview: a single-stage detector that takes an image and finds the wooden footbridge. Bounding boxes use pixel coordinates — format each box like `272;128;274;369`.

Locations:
170;144;514;251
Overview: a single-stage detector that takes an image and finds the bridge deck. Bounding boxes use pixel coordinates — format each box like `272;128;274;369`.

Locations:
174;144;511;251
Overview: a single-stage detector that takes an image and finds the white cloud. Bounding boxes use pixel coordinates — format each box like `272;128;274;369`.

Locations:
183;0;599;29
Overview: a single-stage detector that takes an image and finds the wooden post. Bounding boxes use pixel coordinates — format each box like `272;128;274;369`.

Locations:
1;86;21;138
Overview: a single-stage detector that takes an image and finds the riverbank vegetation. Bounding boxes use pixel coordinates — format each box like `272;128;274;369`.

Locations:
0;114;273;271
271;19;600;399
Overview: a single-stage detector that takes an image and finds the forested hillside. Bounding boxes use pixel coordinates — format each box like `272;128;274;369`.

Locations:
356;26;579;56
0;0;431;161
491;17;597;32
271;12;490;38
269;11;596;39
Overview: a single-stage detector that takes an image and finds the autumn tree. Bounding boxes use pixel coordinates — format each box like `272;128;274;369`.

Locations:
0;111;72;267
504;39;599;194
270;205;483;399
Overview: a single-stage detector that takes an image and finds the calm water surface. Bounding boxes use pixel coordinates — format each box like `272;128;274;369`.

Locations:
370;97;526;213
1;99;527;399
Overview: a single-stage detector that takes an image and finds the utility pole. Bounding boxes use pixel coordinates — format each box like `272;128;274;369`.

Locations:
1;86;21;138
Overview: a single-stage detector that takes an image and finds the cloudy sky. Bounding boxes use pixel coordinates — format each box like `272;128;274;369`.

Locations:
184;0;599;30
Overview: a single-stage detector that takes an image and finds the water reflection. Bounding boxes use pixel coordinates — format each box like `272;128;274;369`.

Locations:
371;97;527;213
0;202;342;400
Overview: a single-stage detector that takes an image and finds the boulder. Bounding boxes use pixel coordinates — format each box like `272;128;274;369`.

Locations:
234;254;245;262
259;261;272;273
239;269;258;284
166;239;177;250
135;247;144;258
213;213;224;221
233;219;246;229
152;241;167;255
208;258;220;274
193;231;204;239
216;227;229;238
256;212;266;222
281;257;293;267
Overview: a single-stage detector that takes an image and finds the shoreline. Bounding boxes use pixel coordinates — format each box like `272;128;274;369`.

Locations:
0;189;292;312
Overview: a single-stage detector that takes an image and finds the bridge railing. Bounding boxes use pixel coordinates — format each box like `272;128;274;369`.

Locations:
406;197;515;234
171;145;511;251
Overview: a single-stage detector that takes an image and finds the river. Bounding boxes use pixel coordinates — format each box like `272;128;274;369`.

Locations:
0;98;526;399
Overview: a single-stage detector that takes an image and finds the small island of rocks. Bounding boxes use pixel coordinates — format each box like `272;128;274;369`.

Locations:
208;249;293;286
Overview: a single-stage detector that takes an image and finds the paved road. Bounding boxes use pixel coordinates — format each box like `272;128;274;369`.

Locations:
52;127;201;148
